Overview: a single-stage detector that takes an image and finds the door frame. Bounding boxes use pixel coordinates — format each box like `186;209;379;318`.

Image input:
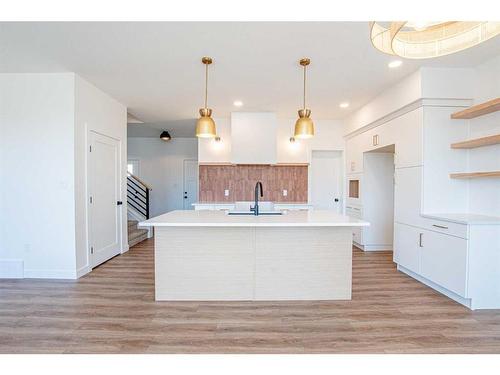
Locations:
86;129;124;270
183;159;199;210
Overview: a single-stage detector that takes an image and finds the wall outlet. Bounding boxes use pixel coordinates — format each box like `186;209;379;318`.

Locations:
283;189;288;197
224;189;229;197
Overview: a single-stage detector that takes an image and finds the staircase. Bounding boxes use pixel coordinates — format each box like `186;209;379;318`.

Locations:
128;220;149;247
127;172;152;247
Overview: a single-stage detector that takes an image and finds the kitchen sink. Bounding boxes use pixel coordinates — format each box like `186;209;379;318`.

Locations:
227;211;284;216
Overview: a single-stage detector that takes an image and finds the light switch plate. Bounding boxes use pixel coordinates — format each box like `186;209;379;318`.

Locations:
224;189;229;197
283;189;288;196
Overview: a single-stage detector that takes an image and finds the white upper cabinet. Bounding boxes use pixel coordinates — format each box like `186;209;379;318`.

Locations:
394;108;423;168
230;112;277;164
346;135;366;173
345;107;424;171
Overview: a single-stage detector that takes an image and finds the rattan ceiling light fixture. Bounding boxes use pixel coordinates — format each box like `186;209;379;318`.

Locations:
195;56;217;138
370;22;500;59
294;58;314;139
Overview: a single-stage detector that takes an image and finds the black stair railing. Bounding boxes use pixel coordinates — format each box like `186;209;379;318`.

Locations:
127;172;151;219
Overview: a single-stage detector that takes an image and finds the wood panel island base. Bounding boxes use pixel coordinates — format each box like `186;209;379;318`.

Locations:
140;210;369;301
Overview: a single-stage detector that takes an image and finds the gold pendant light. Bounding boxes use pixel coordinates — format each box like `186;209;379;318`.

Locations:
195;57;217;138
294;58;314;139
370;22;500;59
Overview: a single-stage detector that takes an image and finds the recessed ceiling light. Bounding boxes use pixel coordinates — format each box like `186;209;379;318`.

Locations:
233;100;243;107
339;102;350;108
388;60;403;68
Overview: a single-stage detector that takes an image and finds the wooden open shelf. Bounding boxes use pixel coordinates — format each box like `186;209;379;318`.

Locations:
451;134;500;149
451;98;500;119
450;171;500;179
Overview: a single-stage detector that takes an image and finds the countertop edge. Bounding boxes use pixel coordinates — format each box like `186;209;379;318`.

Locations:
140;222;370;227
421;213;500;225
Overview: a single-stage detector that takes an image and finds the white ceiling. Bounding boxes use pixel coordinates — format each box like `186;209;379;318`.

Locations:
2;22;499;137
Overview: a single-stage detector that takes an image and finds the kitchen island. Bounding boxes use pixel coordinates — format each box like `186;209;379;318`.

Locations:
140;210;369;301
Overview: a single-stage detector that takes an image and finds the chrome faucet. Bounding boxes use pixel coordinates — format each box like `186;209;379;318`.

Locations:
250;181;263;216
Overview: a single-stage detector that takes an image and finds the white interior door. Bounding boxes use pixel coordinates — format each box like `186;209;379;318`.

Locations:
310;150;343;212
183;159;198;210
88;131;121;268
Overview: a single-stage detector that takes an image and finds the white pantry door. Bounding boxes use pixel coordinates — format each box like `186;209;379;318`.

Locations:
88;131;121;268
310;150;343;213
183;159;198;210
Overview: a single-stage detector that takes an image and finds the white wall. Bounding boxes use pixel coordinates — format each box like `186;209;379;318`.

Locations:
0;73;77;278
74;75;128;274
344;70;422;135
199;117;345;164
468;55;500;217
344;68;474;136
127;137;198;216
0;73;127;279
198;118;231;163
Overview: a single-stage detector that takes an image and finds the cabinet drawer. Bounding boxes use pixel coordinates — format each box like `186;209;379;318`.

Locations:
420;229;468;297
421;217;468;239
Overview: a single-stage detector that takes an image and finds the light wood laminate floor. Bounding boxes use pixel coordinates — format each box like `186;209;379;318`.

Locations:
1;238;499;353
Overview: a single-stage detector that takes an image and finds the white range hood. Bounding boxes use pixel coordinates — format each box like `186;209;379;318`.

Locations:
230;112;277;164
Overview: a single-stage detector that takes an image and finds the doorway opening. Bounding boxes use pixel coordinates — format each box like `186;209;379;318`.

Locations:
353;144;395;252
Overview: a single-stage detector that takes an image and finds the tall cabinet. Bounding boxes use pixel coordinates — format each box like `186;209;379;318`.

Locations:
345;100;500;310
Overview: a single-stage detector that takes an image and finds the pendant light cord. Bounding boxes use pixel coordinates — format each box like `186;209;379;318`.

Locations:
303;64;306;110
205;63;208;109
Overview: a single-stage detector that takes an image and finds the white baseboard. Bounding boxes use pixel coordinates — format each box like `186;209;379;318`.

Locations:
397;264;472;309
364;244;393;251
122;244;130;254
76;265;90;278
0;259;24;278
23;268;78;280
353;242;393;252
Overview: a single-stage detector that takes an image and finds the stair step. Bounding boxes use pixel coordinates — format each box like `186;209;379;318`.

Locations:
128;234;148;248
128;229;149;247
128;220;138;228
128;228;148;241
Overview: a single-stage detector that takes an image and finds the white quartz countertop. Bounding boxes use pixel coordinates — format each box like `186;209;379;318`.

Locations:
140;210;370;227
192;202;312;206
421;213;500;225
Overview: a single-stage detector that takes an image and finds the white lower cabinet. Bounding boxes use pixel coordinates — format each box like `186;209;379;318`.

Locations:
420;229;467;297
395;222;469;300
394;223;420;274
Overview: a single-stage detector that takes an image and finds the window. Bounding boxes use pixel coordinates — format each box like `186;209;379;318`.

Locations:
127;159;140;176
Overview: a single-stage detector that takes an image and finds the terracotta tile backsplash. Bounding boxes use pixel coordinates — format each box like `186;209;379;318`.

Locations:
199;164;308;203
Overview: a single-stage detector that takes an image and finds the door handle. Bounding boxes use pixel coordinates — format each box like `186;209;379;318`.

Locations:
432;224;449;230
117;201;123;206
419;233;423;247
